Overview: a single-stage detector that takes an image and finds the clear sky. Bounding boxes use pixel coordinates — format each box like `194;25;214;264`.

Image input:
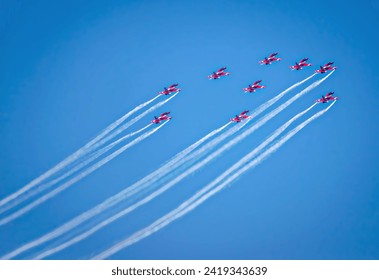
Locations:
0;0;378;259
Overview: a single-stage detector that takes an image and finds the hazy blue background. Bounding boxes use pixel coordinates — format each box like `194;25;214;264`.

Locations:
0;0;378;259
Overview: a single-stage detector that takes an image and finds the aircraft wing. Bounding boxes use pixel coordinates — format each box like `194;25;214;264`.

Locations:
269;52;278;58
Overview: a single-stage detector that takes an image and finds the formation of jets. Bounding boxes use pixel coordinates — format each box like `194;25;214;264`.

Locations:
243;80;265;93
230;110;250;122
151;112;172;124
315;92;338;103
259;53;282;65
208;67;230;80
315;62;337;74
158;84;181;95
257;53;336;74
151;53;338;125
290;58;312;70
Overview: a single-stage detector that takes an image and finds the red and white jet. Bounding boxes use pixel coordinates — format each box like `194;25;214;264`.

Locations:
315;92;338;103
158;84;181;95
151;112;172;124
208;67;230;80
230;110;250;122
259;52;281;65
290;58;312;70
315;62;337;74
243;80;265;93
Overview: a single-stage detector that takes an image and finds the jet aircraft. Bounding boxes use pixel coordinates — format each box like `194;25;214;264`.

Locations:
315;92;338;103
290;58;312;70
315;62;337;74
208;67;230;79
231;110;250;122
259;53;281;65
243;80;265;93
151;112;172;124
158;84;181;95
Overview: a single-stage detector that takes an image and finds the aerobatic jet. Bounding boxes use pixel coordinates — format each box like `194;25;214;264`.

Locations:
243;80;265;93
259;52;281;65
315;62;337;74
208;67;230;80
290;58;312;70
315;92;338;103
151;112;172;124
231;110;250;122
158;84;181;95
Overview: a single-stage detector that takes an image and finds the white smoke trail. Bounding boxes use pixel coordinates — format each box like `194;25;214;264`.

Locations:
1;74;317;259
0;124;152;216
0;95;160;211
138;72;333;200
0;121;230;260
248;73;316;120
92;100;337;260
141;73;319;186
28;77;326;259
87;92;179;152
0;121;169;228
31;100;313;259
165;122;232;169
0;93;178;217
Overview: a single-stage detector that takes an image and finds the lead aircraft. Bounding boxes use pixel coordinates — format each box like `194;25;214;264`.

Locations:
243;80;265;93
208;67;230;79
290;58;312;70
259;53;281;65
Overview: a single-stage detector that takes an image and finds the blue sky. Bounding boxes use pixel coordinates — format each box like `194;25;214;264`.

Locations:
0;0;378;259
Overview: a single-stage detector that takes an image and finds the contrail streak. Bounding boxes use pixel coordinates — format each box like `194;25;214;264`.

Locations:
87;93;179;153
162;122;232;169
27;75;326;259
30;103;318;259
0;93;177;216
187;72;332;164
0;95;160;211
248;73;316;120
0;121;169;229
0;121;230;260
1;74;317;259
0;124;152;216
142;73;318;186
136;72;333;203
92;100;337;260
79;75;331;259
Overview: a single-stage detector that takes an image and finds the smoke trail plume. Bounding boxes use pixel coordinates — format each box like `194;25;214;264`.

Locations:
0;124;152;216
26;77;327;259
0;122;169;228
0;95;160;211
92;101;337;260
1;74;320;259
